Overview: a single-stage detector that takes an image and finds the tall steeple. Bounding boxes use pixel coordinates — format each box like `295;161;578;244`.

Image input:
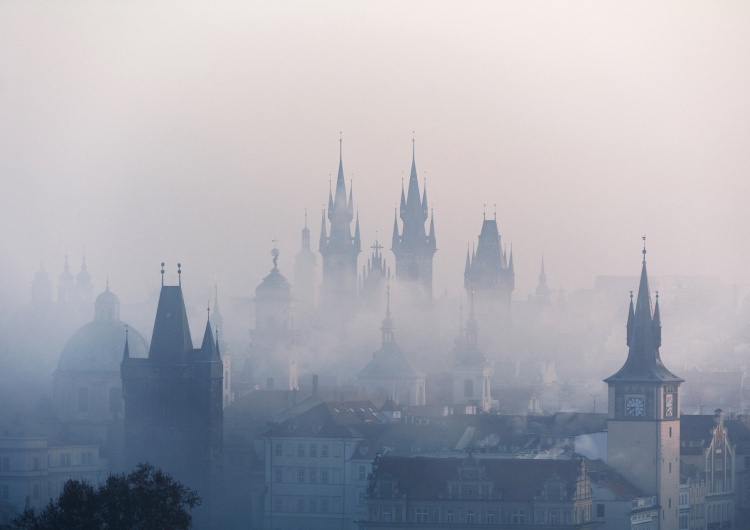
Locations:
606;242;681;383
604;241;682;528
319;138;361;313
534;256;550;304
57;255;74;305
391;138;437;298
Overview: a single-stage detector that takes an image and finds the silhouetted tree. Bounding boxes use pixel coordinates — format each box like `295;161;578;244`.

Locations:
12;463;200;530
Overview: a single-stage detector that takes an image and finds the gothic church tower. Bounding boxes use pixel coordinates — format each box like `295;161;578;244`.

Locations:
391;141;436;299
464;214;514;352
605;244;682;529
319;140;361;313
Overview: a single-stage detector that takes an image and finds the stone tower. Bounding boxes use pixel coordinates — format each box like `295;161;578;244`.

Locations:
249;247;299;390
319;140;361;314
391;141;436;299
121;264;223;524
464;215;514;352
604;243;682;529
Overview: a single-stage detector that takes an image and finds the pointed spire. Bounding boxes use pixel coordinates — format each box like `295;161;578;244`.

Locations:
653;291;662;348
214;327;222;361
464;244;471;276
318;209;327;251
381;283;395;345
399;180;406;215
391;208;400;249
122;325;130;361
327;180;334;219
201;307;217;360
605;240;682;385
626;291;635;347
421;179;428;218
509;245;514;273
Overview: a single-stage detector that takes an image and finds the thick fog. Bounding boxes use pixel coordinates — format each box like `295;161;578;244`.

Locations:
1;2;749;403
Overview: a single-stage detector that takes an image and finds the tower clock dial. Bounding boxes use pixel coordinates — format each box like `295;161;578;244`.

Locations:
625;397;645;417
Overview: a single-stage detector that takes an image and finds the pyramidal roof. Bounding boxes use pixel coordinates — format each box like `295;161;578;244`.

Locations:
148;285;193;363
605;247;682;384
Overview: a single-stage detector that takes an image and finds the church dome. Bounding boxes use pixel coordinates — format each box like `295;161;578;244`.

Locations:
57;320;148;372
255;249;294;301
95;287;120;321
255;268;293;300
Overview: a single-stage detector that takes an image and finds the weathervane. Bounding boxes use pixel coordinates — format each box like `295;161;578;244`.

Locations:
271;239;280;269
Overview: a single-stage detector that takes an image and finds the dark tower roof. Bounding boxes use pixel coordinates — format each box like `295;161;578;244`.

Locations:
464;217;514;291
148;284;193;363
605;246;682;384
200;315;220;361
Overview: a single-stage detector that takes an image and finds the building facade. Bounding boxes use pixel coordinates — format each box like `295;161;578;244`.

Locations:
364;455;596;528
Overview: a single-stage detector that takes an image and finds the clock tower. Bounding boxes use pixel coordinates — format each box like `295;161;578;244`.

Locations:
604;243;682;529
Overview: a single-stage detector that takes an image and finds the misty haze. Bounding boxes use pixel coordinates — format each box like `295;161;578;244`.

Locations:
1;2;749;529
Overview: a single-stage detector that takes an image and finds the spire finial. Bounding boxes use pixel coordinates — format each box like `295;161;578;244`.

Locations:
630;290;633;300
160;262;165;286
339;131;342;159
304;208;308;228
494;204;497;220
207;301;211;319
483;204;486;220
177;263;182;285
412;131;415;158
642;235;647;263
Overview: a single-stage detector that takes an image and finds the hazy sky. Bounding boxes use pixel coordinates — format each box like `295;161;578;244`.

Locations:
1;1;749;309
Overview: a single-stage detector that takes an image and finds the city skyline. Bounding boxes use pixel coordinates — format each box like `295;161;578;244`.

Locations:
1;2;748;311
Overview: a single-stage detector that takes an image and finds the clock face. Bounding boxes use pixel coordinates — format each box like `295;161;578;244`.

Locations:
665;394;674;417
626;397;645;417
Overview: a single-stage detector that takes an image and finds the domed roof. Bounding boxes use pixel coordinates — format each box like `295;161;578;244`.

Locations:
95;288;119;307
57;320;148;372
255;267;293;300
